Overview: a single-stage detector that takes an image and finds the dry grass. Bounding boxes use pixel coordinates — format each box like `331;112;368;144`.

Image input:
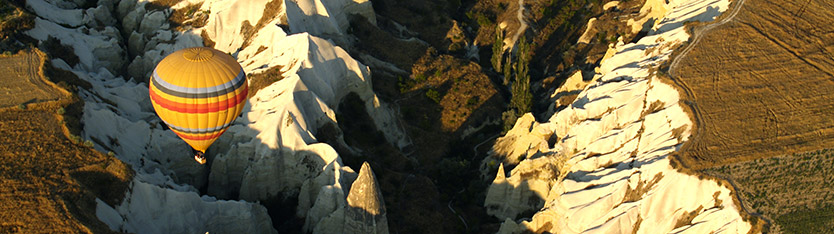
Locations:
240;0;283;50
0;48;132;232
673;205;703;229
41;36;79;67
144;0;183;11
247;64;285;98
168;2;209;30
621;173;663;203
672;0;834;169
405;50;501;132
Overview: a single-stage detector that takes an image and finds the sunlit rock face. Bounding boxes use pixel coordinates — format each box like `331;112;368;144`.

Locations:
345;162;389;234
308;162;389;234
484;0;754;233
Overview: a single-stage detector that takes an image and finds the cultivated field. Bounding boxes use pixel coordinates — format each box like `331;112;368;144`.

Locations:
703;149;834;233
669;0;834;231
671;0;834;168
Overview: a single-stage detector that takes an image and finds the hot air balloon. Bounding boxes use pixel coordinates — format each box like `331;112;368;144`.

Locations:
149;47;248;164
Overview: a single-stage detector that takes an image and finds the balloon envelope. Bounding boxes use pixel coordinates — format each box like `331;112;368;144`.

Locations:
149;47;248;152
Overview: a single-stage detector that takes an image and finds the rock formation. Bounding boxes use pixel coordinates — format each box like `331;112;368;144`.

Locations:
310;162;389;234
485;0;754;233
345;162;389;234
96;178;276;234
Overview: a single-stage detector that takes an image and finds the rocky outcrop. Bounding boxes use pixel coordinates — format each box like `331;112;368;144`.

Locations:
344;162;389;234
95;178;276;234
483;113;551;170
485;0;753;233
309;162;389;234
484;161;561;220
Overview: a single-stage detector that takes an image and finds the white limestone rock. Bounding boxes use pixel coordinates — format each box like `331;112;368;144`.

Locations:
95;178;277;234
344;162;388;234
484;113;551;169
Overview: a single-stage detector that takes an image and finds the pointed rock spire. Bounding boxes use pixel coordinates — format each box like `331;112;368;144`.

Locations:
494;163;506;183
345;162;389;234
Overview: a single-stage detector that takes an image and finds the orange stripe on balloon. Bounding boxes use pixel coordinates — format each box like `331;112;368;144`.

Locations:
150;85;248;114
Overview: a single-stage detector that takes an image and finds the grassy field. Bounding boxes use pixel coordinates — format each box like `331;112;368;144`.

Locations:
671;0;834;169
702;149;834;232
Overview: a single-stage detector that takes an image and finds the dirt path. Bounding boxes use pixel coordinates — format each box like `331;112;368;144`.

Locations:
668;0;747;78
0;50;66;108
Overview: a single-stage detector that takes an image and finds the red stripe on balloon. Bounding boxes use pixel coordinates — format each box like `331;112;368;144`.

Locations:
150;85;248;114
174;129;227;141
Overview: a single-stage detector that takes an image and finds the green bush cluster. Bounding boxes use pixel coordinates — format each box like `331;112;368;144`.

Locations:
426;89;442;103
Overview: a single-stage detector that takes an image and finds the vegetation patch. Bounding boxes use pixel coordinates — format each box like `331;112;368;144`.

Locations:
405;49;502;132
775;205;834;234
168;2;209;30
246;65;285;98
702;148;834;231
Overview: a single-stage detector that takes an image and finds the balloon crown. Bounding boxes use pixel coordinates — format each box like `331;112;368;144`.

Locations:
183;47;215;62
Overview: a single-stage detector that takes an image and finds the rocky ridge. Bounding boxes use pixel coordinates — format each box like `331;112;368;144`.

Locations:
483;0;758;233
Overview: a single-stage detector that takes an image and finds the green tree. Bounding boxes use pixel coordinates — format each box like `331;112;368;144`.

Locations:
491;27;504;73
510;36;532;115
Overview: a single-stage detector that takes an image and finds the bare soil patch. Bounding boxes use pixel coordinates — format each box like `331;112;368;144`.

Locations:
672;0;834;169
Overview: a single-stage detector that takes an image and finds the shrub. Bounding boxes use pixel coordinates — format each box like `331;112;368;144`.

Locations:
69;134;81;144
426;89;442;103
398;76;411;93
466;96;479;107
476;13;492;27
415;73;427;83
57;107;65;115
502;109;518;133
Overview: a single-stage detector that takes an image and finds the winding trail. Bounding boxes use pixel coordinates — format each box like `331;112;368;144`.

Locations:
509;0;529;48
668;0;747;77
